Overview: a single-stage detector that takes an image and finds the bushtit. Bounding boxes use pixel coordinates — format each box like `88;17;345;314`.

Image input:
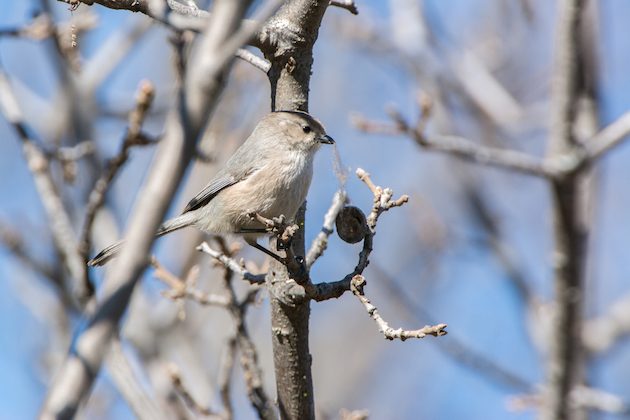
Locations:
89;111;334;266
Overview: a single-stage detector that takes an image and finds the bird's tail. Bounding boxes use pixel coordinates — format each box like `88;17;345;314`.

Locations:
88;213;196;267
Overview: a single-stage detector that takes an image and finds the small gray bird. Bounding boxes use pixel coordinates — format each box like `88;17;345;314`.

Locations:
89;111;334;266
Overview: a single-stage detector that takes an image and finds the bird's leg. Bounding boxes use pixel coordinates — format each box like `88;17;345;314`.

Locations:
245;213;308;283
246;239;285;263
247;212;297;250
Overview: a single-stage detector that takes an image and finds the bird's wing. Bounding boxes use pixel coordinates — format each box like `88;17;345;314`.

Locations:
182;175;239;213
182;158;262;214
183;127;270;214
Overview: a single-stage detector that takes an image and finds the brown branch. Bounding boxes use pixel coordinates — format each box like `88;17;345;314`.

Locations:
350;275;447;340
212;237;275;420
79;80;157;264
167;363;214;416
217;337;238;419
152;259;231;308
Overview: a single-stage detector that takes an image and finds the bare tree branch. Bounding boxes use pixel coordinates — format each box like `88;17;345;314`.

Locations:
197;242;266;284
329;0;358;15
79;80;157;265
39;1;264;416
235;49;271;73
305;190;348;268
350;275;447;340
167;363;214;416
106;339;168;420
583;109;630;163
0;67;91;302
152;259;231;308
353;110;558;178
543;1;588;419
312;169;407;302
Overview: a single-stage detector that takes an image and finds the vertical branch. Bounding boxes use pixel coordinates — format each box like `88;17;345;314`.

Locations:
40;2;253;418
543;0;588;419
258;2;330;419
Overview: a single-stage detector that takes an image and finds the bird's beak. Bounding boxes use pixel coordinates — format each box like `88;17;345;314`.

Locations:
318;134;335;144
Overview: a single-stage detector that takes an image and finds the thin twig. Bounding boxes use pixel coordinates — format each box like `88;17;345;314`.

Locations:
212;237;275;420
40;2;263;416
312;169;407;301
217;337;237;419
583;109;630;163
235;49;271;72
305;189;348;268
329;0;358;15
0;67;91;302
107;339;168;420
79;80;156;263
353;112;558;178
543;1;588;419
0;221;63;286
167;363;214;416
152;258;231;308
350;275;447;340
197;242;266;284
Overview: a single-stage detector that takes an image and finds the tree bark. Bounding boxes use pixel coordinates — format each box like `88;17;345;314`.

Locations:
259;2;329;418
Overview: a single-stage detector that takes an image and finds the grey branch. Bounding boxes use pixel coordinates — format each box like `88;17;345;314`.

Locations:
212;237;275;420
106;339;168;420
353;112;557;178
312;169;407;301
197;242;266;284
79;80;157;264
0;67;91;302
152;259;231;308
235;49;271;73
167;363;214;416
542;0;588;419
217;337;237;419
305;189;348;268
329;0;358;15
351;275;447;341
583;109;630;163
40;1;261;417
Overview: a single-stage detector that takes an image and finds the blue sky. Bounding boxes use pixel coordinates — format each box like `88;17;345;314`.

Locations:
2;1;630;419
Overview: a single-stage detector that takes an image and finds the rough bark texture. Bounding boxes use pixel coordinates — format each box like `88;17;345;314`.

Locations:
257;2;329;419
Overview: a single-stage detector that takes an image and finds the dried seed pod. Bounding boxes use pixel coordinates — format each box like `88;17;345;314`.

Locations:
336;206;368;243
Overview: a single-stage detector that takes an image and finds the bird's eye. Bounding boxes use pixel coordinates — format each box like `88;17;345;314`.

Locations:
302;125;312;133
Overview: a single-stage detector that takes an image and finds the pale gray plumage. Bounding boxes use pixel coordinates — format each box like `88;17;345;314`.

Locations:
89;111;334;266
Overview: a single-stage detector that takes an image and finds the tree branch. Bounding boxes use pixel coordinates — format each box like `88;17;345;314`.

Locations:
353;110;558;178
197;242;266;284
543;1;588;419
312;169;407;302
583;109;630;163
40;1;259;417
0;67;91;303
350;275;447;341
305;190;348;268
